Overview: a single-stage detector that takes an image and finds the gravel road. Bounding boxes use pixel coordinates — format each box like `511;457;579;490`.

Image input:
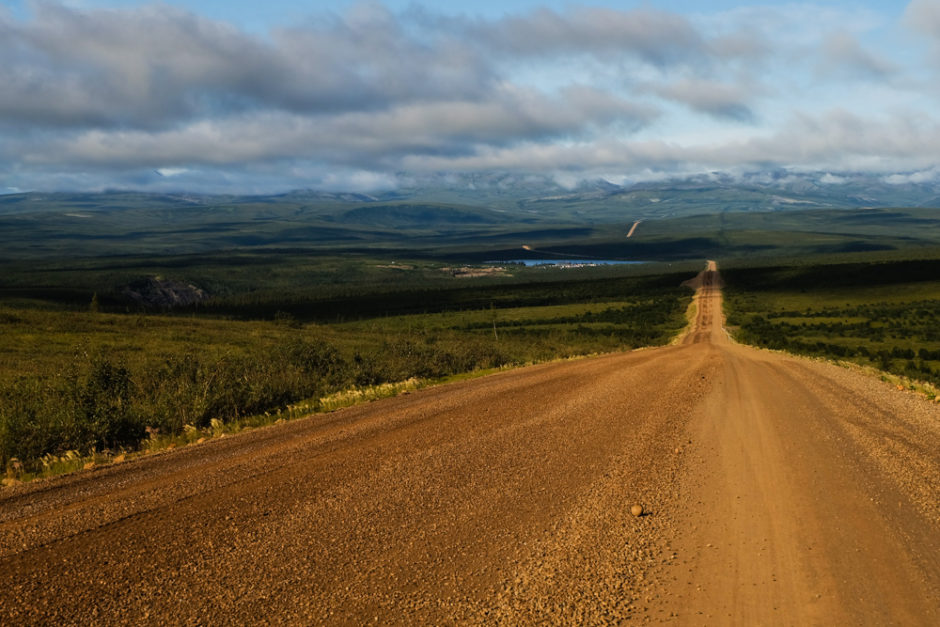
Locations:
2;262;938;624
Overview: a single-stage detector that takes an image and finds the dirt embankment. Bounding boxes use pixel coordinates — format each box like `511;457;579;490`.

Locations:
1;261;938;624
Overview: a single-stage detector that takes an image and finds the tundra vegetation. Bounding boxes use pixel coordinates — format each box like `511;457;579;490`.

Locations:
723;257;940;390
0;262;691;478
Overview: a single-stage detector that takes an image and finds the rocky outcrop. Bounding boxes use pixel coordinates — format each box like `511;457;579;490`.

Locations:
122;277;209;308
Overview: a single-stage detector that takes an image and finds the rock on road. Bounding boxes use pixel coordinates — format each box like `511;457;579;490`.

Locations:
2;262;939;624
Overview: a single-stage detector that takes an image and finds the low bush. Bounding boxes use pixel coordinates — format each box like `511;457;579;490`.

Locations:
1;274;691;476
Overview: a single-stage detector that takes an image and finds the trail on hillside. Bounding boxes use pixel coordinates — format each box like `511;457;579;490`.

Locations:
1;262;938;624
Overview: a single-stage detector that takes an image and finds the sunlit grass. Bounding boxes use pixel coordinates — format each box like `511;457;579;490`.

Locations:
1;276;690;481
724;259;940;389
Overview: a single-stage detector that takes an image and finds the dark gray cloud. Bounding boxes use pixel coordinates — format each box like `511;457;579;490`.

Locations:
903;0;940;75
21;86;655;171
904;0;940;38
430;6;711;68
655;79;756;121
0;2;733;135
1;2;278;127
819;32;897;79
393;108;940;178
0;1;498;130
0;3;666;170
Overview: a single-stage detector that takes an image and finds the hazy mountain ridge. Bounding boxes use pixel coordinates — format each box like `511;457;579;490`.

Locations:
3;171;939;220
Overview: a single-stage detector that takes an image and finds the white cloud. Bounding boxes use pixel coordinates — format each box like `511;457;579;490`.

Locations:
884;169;939;184
0;2;935;192
156;167;189;177
318;170;398;192
820;173;846;184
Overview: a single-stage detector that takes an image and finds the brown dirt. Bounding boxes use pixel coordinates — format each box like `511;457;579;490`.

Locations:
1;261;938;624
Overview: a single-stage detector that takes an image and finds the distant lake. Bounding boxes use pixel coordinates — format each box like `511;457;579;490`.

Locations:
493;259;647;267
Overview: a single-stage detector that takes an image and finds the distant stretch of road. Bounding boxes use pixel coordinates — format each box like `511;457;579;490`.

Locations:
1;262;938;624
627;220;641;238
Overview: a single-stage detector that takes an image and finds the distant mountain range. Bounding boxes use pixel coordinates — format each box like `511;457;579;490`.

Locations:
385;170;940;218
2;170;940;262
2;170;939;224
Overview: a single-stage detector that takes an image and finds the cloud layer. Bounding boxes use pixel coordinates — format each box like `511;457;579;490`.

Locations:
1;1;938;192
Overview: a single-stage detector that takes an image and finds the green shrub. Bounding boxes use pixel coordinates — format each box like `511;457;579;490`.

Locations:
73;357;140;451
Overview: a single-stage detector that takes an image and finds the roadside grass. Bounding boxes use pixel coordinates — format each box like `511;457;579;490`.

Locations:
670;292;699;345
2;378;424;485
723;258;940;391
1;273;691;483
1;346;648;486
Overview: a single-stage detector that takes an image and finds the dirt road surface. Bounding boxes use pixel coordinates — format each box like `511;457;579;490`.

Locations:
2;262;938;624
